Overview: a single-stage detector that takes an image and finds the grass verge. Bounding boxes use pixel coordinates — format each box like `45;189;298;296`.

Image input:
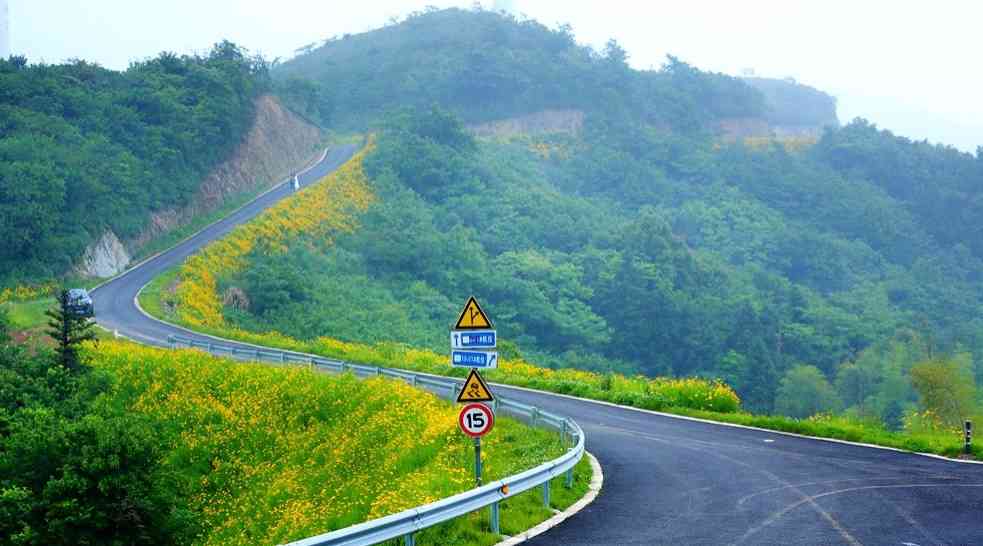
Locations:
139;271;978;461
671;407;981;459
85;340;592;545
3;299;51;331
406;456;593;546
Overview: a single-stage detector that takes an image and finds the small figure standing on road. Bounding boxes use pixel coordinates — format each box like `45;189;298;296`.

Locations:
292;174;300;191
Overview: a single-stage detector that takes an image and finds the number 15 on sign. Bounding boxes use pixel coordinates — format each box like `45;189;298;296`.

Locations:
459;403;494;437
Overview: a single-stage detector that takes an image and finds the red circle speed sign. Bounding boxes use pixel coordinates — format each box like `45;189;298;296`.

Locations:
458;403;494;438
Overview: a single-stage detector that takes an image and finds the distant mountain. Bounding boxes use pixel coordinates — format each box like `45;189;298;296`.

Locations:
275;7;772;133
744;77;839;130
262;8;983;416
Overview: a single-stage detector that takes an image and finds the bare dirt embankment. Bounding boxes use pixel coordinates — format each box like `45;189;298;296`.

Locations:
468;109;584;139
128;95;323;252
75;95;323;277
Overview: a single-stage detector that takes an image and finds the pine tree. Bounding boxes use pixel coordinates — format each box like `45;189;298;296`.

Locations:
46;289;97;371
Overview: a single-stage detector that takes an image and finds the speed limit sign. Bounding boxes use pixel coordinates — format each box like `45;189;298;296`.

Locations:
459;403;494;438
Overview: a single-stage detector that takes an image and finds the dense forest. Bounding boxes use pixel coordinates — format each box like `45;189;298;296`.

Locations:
0;42;271;285
276;8;766;130
228;7;983;420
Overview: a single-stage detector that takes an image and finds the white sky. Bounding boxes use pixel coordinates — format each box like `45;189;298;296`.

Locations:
10;1;983;152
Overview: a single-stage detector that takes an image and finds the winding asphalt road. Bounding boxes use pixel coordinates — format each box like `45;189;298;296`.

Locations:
92;145;983;545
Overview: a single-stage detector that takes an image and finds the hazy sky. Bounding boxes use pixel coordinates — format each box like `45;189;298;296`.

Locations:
9;1;982;152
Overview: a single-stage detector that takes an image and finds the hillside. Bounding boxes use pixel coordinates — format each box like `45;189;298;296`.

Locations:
0;332;583;545
248;7;983;427
744;76;839;131
0;42;321;286
275;7;765;132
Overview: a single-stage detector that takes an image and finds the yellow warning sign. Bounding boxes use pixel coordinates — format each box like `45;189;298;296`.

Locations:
457;368;495;403
454;296;493;330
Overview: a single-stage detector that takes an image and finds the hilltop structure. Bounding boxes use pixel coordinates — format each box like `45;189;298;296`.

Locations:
0;0;9;58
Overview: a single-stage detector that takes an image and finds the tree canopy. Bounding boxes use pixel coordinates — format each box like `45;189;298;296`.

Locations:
0;42;269;284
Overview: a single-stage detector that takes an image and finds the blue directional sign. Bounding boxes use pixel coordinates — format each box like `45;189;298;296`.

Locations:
451;350;498;369
451;330;496;350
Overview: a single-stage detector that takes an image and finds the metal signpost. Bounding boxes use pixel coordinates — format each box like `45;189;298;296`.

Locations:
459;403;495;486
452;296;498;491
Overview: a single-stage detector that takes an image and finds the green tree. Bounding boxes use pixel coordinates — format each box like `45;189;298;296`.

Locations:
775;364;841;418
45;290;97;372
835;362;878;417
910;356;977;428
366;106;477;200
0;306;8;340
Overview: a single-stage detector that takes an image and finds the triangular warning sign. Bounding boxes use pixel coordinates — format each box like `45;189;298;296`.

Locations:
457;369;495;403
454;296;493;330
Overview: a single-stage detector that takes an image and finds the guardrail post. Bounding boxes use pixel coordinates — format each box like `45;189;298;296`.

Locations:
340;362;347;373
411;375;417;387
280;352;286;363
490;501;500;535
561;420;568;446
207;342;213;353
542;480;551;508
966;420;973;455
167;335;175;349
565;467;574;488
376;367;382;376
404;532;415;546
254;349;260;360
531;407;539;427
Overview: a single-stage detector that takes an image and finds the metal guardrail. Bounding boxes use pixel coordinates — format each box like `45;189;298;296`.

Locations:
167;334;585;546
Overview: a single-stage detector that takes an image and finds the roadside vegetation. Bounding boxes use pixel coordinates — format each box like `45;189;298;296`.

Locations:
141;141;739;415
0;43;275;286
8;11;982;546
0;307;589;545
146;8;983;461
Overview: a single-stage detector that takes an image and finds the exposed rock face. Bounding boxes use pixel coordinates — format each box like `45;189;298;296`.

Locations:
717;78;839;143
468;109;584;139
192;95;322;212
75;231;131;278
717;117;774;141
126;95;323;253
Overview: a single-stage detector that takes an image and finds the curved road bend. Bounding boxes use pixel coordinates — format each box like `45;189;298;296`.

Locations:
93;143;983;545
92;144;358;345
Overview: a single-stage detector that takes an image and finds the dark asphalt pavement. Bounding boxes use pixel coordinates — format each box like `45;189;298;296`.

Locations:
498;385;983;546
92;143;983;545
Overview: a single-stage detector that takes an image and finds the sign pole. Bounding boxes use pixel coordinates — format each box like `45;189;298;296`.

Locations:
459;402;493;485
452;297;496;490
474;437;483;486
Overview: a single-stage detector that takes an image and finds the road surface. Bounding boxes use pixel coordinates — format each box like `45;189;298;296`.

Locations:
93;144;983;546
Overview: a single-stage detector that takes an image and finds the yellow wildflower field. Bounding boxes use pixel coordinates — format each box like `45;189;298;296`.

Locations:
158;140;739;417
89;340;567;546
174;141;376;328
